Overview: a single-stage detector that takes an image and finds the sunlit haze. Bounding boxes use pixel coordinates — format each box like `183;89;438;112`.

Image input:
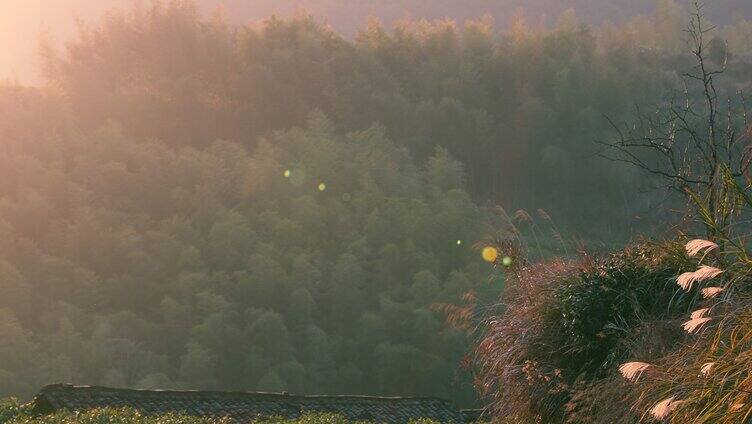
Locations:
3;0;751;84
2;0;752;421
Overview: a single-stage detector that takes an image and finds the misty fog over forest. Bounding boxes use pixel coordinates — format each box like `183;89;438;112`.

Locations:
4;0;752;83
1;1;752;423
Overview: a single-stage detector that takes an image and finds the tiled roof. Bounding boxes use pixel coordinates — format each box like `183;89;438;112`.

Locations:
31;384;469;423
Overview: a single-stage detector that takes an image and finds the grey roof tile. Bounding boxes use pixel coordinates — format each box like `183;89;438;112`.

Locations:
31;384;467;423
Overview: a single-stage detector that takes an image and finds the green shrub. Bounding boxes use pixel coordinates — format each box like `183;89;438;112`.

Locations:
0;405;227;424
251;413;367;424
0;405;442;424
550;242;696;378
0;398;28;423
474;241;698;423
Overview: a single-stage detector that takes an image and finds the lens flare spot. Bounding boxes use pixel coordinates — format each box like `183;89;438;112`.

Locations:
456;240;462;245
502;256;513;267
283;169;291;178
318;183;327;191
482;246;498;263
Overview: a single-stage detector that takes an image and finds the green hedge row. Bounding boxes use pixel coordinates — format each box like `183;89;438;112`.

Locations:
0;398;444;424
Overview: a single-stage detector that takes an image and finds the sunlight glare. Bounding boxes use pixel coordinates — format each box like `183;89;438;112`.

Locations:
482;246;498;263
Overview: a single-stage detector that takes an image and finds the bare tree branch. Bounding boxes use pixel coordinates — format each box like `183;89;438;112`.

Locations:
600;1;752;237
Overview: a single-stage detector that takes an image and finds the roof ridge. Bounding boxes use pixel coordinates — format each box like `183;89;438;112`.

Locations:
40;384;455;404
34;384;469;423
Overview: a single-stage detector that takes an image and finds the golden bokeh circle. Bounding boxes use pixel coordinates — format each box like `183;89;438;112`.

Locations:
482;246;499;263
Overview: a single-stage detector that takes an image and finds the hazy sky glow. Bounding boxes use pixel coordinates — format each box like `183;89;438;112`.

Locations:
2;0;751;85
1;0;130;84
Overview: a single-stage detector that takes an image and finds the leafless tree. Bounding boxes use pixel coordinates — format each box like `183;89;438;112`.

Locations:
601;2;751;238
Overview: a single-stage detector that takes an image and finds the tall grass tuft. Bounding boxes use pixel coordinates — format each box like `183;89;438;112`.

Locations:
473;241;697;423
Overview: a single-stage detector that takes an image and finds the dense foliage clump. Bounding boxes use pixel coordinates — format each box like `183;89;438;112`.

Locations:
474;242;699;422
0;400;433;424
552;242;696;377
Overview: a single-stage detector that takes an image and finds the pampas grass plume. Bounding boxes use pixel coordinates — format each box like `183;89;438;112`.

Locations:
683;317;712;334
651;397;681;420
685;239;719;257
619;362;652;382
677;266;724;291
702;287;724;299
690;308;710;320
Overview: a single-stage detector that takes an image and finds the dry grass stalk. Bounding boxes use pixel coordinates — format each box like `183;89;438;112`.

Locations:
514;209;532;223
685;239;719;257
473;256;585;421
618;362;652;382
700;362;714;376
537;208;552;221
682;317;712;334
677;266;724;291
650;396;681;420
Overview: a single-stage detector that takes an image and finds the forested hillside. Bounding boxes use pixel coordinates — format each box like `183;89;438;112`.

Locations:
42;0;743;237
4;0;751;84
0;0;751;408
199;0;751;34
0;97;490;402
